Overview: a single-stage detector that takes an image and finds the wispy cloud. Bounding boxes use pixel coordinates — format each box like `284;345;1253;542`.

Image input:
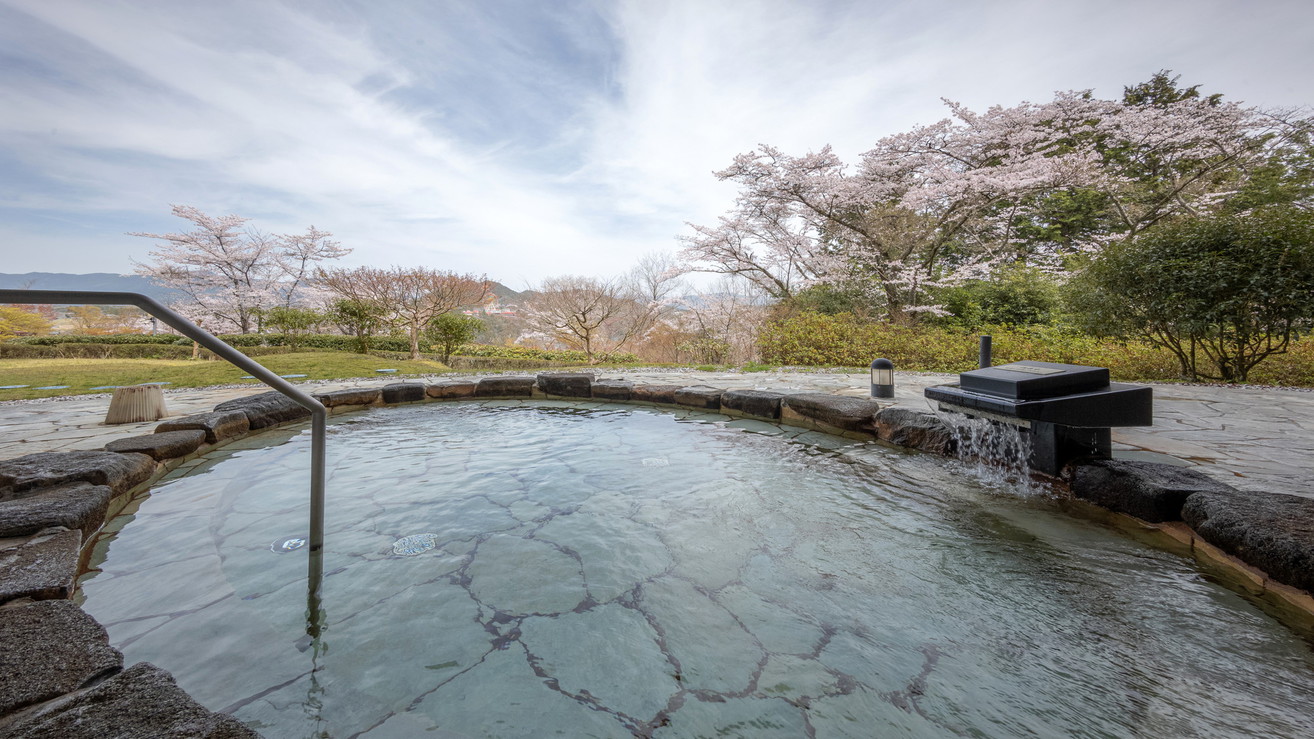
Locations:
0;0;1311;286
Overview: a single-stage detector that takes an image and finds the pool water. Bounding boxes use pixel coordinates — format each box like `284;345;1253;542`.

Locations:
78;401;1314;738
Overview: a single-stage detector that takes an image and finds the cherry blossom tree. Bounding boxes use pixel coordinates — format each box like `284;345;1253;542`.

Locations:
682;132;1071;322
674;277;768;364
274;226;349;308
522;275;658;363
682;77;1308;322
316;266;490;359
132;205;349;333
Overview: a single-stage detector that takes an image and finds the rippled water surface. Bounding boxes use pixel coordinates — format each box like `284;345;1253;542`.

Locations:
79;401;1314;738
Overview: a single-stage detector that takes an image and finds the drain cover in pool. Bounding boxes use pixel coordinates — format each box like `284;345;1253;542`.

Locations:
270;537;307;553
392;533;439;556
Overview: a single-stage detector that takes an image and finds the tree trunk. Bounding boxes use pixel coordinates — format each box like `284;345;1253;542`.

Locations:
408;320;421;361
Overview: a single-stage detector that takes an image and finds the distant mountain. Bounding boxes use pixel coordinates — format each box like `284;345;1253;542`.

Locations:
0;272;180;302
488;281;525;304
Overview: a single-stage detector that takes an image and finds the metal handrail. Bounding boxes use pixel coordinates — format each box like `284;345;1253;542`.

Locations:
0;289;327;636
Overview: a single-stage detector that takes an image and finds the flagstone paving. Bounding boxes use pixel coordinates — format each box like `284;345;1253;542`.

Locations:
0;370;1310;498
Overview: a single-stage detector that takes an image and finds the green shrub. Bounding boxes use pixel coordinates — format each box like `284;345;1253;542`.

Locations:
260;307;323;350
757;312;1232;383
425;314;484;363
1069;206;1314;382
931;265;1063;329
210;333;413;352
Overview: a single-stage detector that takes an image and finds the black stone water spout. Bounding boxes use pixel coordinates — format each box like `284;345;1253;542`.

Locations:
925;361;1152;475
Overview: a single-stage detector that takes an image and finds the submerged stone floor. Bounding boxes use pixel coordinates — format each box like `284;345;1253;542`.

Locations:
0;369;1311;499
69;400;1314;737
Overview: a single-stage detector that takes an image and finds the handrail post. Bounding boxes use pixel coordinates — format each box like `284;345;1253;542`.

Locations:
307;409;326;636
0;289;328;637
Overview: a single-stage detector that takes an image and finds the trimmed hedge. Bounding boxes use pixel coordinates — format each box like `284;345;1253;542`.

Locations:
14;332;415;352
14;334;180;345
213;333;413;352
0;343;300;360
758;312;1314;385
10;333;641;364
0;343;190;359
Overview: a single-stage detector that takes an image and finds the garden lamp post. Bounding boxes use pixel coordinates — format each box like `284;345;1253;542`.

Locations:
870;358;894;399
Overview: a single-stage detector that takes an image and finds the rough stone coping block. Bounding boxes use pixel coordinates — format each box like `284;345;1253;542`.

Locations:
426;380;478;399
474;376;535;397
0;451;154;497
0;598;122;716
214;391;312;430
631;384;682;404
875;407;956;455
536;372;594;398
381;383;426;404
1070;459;1234;524
591;379;634;401
0;483;113;541
155;410;250;445
674;386;725;410
782;393;883;432
1;662;260;739
105;430;206;461
1183;490;1314;593
314;388;381;408
720;389;784;419
0;527;82;603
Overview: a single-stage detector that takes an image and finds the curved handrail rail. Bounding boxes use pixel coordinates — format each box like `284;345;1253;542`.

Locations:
0;289;327;636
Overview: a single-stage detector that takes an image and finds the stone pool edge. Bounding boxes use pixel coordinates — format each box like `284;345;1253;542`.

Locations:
2;371;1312;736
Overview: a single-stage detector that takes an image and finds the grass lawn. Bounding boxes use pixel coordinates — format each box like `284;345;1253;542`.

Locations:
0;352;452;401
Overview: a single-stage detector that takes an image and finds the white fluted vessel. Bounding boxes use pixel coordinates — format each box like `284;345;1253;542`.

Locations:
105;384;168;424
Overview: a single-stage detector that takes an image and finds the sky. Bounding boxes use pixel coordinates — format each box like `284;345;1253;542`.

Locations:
2;0;1312;290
